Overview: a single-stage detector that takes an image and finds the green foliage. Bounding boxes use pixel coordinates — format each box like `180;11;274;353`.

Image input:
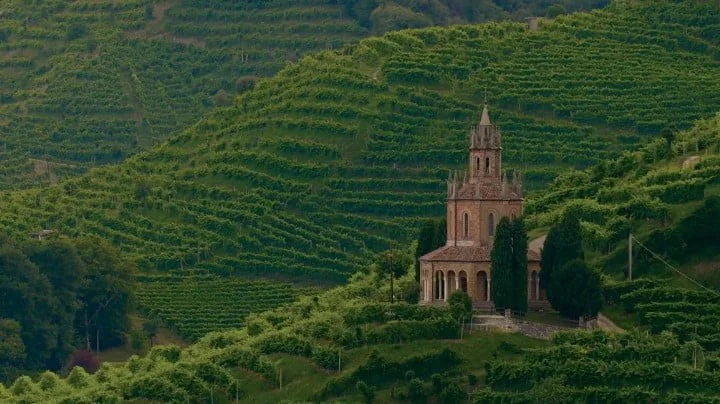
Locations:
540;211;584;304
0;319;25;382
407;377;427;404
74;237;135;349
356;380;376;403
482;330;720;401
136;273;311;340
447;291;472;321
511;217;529;312
551;259;603;318
491;217;514;309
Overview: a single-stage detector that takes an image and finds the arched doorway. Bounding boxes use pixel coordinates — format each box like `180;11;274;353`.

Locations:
476;271;488;302
530;271;538;300
459;271;468;293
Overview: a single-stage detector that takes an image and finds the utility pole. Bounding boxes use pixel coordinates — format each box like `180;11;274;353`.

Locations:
628;233;633;281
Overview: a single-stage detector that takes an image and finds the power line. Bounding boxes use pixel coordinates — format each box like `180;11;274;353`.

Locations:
631;236;720;297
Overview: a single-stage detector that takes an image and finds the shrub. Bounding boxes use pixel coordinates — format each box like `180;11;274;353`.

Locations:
67;349;100;374
312;345;339;370
66;366;92;389
408;378;427;404
356;380;376;403
448;291;472;321
147;345;182;363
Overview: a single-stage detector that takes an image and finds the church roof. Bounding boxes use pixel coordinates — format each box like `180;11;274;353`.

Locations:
420;245;541;262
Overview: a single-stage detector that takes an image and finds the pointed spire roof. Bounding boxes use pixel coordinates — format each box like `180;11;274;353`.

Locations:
479;101;491;126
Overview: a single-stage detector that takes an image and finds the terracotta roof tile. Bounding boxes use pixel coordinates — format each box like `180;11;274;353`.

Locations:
420;245;541;262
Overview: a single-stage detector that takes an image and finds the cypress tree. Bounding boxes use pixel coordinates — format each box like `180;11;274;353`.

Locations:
414;217;447;281
415;219;437;281
552;259;603;318
510;217;528;312
540;211;584;311
491;217;513;310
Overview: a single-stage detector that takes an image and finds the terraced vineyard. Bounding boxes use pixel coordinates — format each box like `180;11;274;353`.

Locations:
0;0;368;188
1;1;720;281
608;280;720;351
135;272;316;340
477;329;720;402
526;108;720;278
0;0;607;189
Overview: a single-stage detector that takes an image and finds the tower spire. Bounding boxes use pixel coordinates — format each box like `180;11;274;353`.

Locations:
480;97;491;126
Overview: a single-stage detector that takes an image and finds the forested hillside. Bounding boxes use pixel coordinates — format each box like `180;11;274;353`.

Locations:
0;0;607;189
1;0;719;297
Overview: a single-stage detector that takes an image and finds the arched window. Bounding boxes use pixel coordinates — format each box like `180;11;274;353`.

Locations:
488;213;495;237
485;157;490;175
462;212;469;239
476;157;480;172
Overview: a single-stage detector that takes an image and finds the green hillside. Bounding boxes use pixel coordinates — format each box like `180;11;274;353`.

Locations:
3;266;720;403
0;0;608;189
527;110;720;283
1;0;720;330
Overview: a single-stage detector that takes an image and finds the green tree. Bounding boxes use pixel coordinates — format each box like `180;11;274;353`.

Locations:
415;219;437;281
25;240;86;369
143;317;162;347
74;237;136;351
491;217;514;310
540;211;583;303
511;217;529;312
546;3;566;18
448;291;472;322
415;218;446;281
407;378;427;404
551;259;603;318
661;127;675;150
370;3;432;33
376;245;412;303
356;380;376;403
0;242;58;371
0;319;25;382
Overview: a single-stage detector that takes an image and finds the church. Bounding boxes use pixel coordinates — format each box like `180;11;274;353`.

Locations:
419;103;548;310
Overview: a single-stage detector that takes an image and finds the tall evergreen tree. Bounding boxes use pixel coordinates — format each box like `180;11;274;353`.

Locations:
491;217;513;310
414;217;447;281
415;219;438;281
539;211;583;302
510;217;528;313
551;259;603;318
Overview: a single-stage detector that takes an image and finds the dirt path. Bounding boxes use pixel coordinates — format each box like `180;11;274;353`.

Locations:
597;312;625;333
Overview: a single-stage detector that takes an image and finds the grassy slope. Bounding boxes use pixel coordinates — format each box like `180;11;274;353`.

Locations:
1;0;720;329
0;0;607;189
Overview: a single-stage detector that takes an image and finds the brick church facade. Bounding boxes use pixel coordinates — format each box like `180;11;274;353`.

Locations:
419;103;547;310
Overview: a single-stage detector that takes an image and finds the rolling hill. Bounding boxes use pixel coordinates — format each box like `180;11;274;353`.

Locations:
0;0;609;189
1;0;720;335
